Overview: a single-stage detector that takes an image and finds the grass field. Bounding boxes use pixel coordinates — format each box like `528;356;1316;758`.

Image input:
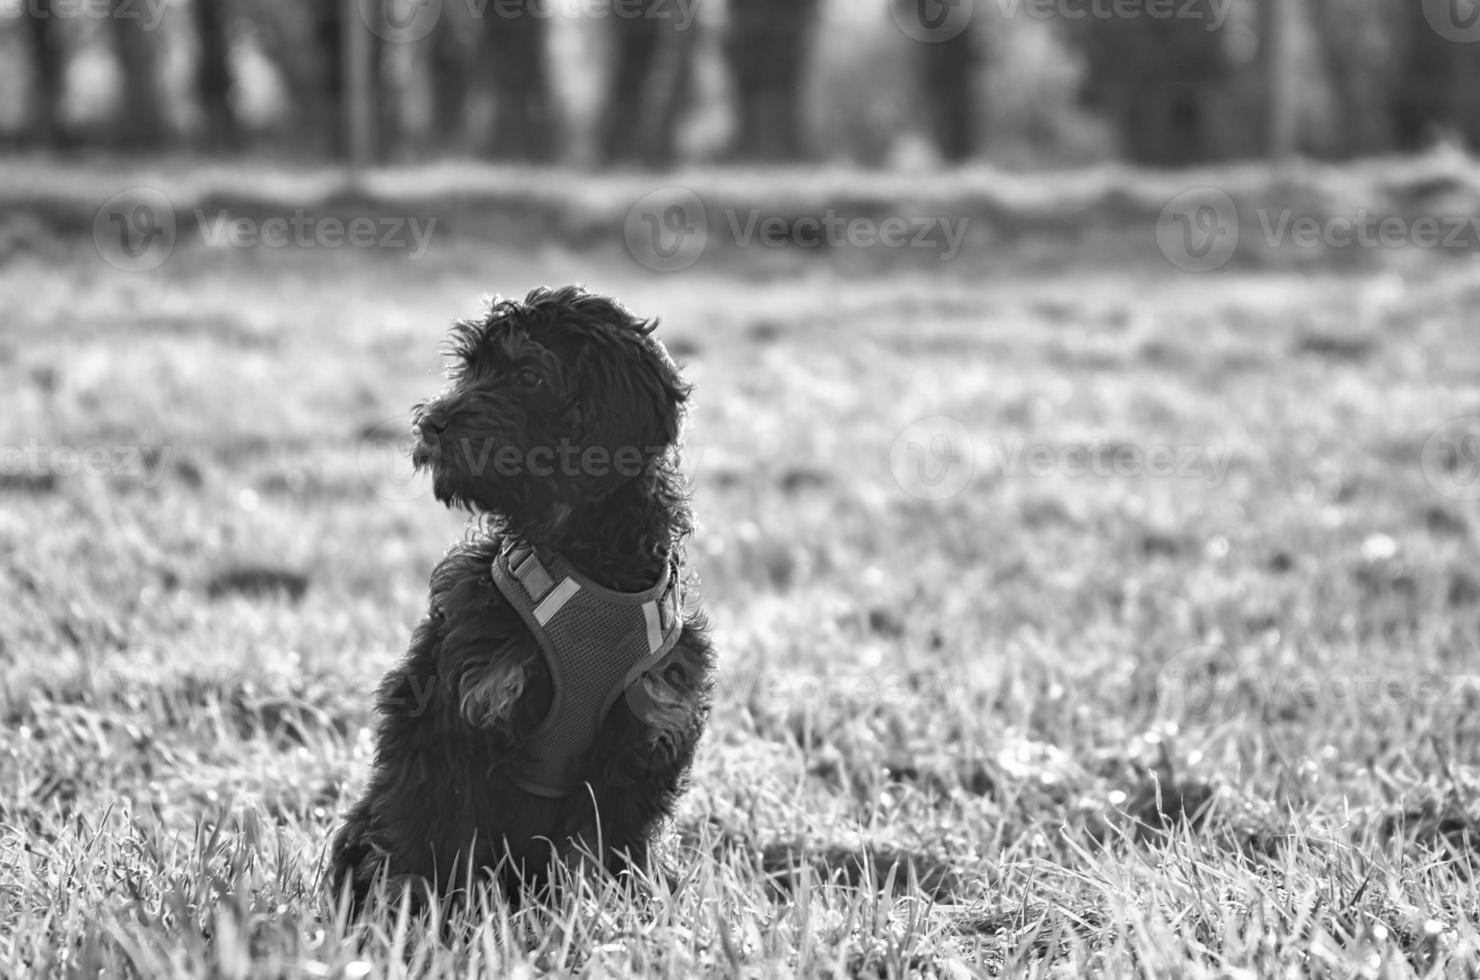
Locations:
2;162;1480;977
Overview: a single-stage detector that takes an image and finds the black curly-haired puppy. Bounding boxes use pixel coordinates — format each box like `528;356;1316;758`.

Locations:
331;285;713;910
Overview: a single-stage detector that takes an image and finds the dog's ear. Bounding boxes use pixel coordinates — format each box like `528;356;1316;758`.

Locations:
623;332;688;448
569;327;689;497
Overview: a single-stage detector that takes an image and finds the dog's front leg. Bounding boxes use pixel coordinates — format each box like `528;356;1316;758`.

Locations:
563;632;713;878
426;551;547;735
559;707;694;882
456;655;533;731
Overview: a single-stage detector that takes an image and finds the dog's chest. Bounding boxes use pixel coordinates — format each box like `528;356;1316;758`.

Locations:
488;541;684;796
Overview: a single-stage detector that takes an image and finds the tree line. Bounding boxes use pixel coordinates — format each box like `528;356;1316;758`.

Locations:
7;0;1480;166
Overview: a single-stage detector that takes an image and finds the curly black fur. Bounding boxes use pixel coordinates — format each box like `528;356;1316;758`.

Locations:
330;285;713;911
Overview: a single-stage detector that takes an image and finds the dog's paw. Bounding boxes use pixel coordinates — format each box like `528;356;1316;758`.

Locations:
627;670;693;732
328;827;389;912
625;643;708;734
459;659;529;729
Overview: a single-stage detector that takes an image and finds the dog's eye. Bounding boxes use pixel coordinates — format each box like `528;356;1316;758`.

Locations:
515;369;543;389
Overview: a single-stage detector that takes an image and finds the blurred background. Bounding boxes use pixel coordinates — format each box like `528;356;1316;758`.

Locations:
2;0;1476;169
5;2;1480;974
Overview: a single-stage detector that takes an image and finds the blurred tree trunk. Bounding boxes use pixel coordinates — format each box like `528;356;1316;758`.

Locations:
1306;0;1365;156
597;15;698;166
1066;0;1229;166
314;1;391;162
23;0;65;146
903;0;978;163
370;20;394;160
1262;0;1296;161
1391;1;1480;150
479;0;557;162
192;0;241;150
109;0;167;146
598;16;661;162
430;16;474;148
314;1;347;157
344;0;376;169
723;0;821;161
648;25;698;164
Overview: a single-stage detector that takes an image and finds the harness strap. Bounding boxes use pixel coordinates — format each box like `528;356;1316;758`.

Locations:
490;539;684;796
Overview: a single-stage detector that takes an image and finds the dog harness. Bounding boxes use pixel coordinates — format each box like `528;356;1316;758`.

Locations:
490;538;685;797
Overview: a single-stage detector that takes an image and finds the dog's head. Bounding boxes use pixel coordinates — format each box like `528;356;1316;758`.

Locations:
412;286;690;518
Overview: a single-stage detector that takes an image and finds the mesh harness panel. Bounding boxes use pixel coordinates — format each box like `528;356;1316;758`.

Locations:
490;538;683;797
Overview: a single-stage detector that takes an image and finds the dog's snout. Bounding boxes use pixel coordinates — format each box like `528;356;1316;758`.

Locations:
418;413;449;435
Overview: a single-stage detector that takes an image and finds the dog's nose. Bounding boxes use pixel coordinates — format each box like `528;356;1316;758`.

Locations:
418;414;449;435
